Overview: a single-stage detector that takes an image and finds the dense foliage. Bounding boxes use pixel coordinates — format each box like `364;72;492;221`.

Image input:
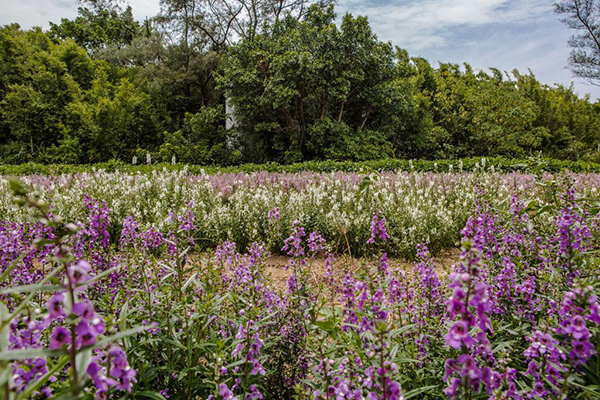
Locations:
1;171;600;399
2;156;600;177
1;3;600;165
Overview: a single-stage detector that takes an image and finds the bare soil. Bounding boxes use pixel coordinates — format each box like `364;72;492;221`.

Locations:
264;248;461;293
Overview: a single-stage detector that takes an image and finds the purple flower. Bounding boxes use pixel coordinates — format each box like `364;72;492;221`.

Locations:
49;326;71;349
570;340;593;365
47;293;65;319
387;381;403;400
442;241;493;397
533;380;547;398
250;359;266;376
268;207;280;222
307;231;326;253
108;345;128;368
119;216;139;248
75;321;97;347
443;377;461;397
73;300;95;321
219;383;235;400
87;357;103;377
282;220;306;257
444;321;469;349
113;367;137;392
67;260;91;286
367;214;390;244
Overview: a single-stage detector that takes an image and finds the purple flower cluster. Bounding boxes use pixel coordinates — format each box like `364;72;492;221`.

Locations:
308;231;326;253
523;330;566;398
413;245;444;318
82;195;111;251
282;220;306;257
443;243;494;398
9;317;52;395
268;207;280;222
119;216;139;248
553;188;593;280
312;356;404;400
367;214;390;244
87;346;137;399
8;257;136;398
557;286;600;367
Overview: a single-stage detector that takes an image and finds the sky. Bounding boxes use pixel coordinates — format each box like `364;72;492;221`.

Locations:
1;0;598;100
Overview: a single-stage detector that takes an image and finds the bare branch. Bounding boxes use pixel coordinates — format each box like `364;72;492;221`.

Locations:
555;0;600;83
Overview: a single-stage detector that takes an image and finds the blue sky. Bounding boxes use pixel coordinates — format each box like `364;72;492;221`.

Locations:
1;0;598;100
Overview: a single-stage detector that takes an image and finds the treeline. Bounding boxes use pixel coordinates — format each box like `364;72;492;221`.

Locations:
0;1;599;165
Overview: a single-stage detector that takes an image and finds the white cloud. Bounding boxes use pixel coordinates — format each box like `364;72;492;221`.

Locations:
124;0;161;21
0;0;75;28
338;0;552;50
0;0;161;29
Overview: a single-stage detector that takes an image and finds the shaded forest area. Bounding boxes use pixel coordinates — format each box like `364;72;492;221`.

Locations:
1;0;599;165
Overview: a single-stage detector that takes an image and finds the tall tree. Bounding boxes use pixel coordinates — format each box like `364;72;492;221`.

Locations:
217;5;420;163
555;0;600;84
49;0;140;55
203;0;336;45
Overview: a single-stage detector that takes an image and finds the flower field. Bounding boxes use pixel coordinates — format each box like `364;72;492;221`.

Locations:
1;169;600;399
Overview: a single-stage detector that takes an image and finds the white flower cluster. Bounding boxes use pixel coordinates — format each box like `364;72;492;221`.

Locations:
1;169;599;256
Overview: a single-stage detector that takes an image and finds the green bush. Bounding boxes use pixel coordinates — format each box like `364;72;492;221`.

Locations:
2;156;600;176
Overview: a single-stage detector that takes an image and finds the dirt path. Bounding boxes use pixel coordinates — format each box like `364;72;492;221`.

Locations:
264;248;461;292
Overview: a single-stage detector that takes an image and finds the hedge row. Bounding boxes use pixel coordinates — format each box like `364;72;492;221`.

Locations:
1;157;600;176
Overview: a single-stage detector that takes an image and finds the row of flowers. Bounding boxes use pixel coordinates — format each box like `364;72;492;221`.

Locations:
1;170;599;257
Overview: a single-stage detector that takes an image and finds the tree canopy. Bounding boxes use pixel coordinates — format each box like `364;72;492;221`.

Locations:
0;2;599;164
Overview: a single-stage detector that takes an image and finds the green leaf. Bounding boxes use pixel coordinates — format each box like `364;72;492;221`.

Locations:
0;364;13;389
0;303;9;352
135;391;169;400
2;284;64;295
359;176;371;192
225;359;247;369
0;348;68;361
403;385;438;399
76;348;92;383
183;273;198;291
8;180;28;197
91;327;142;349
82;265;122;287
534;204;553;217
393;356;420;364
390;324;415;338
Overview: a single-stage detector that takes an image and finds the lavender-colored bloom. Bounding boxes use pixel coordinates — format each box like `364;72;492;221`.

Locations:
67;260;92;286
307;231;326;253
75;321;98;347
119;216;139;248
47;293;65;319
268;207;280;222
73;299;95;321
444;321;469;349
49;326;71;349
367;214;390;244
324;253;335;285
282;220;306;257
443;241;494;398
219;383;236;400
